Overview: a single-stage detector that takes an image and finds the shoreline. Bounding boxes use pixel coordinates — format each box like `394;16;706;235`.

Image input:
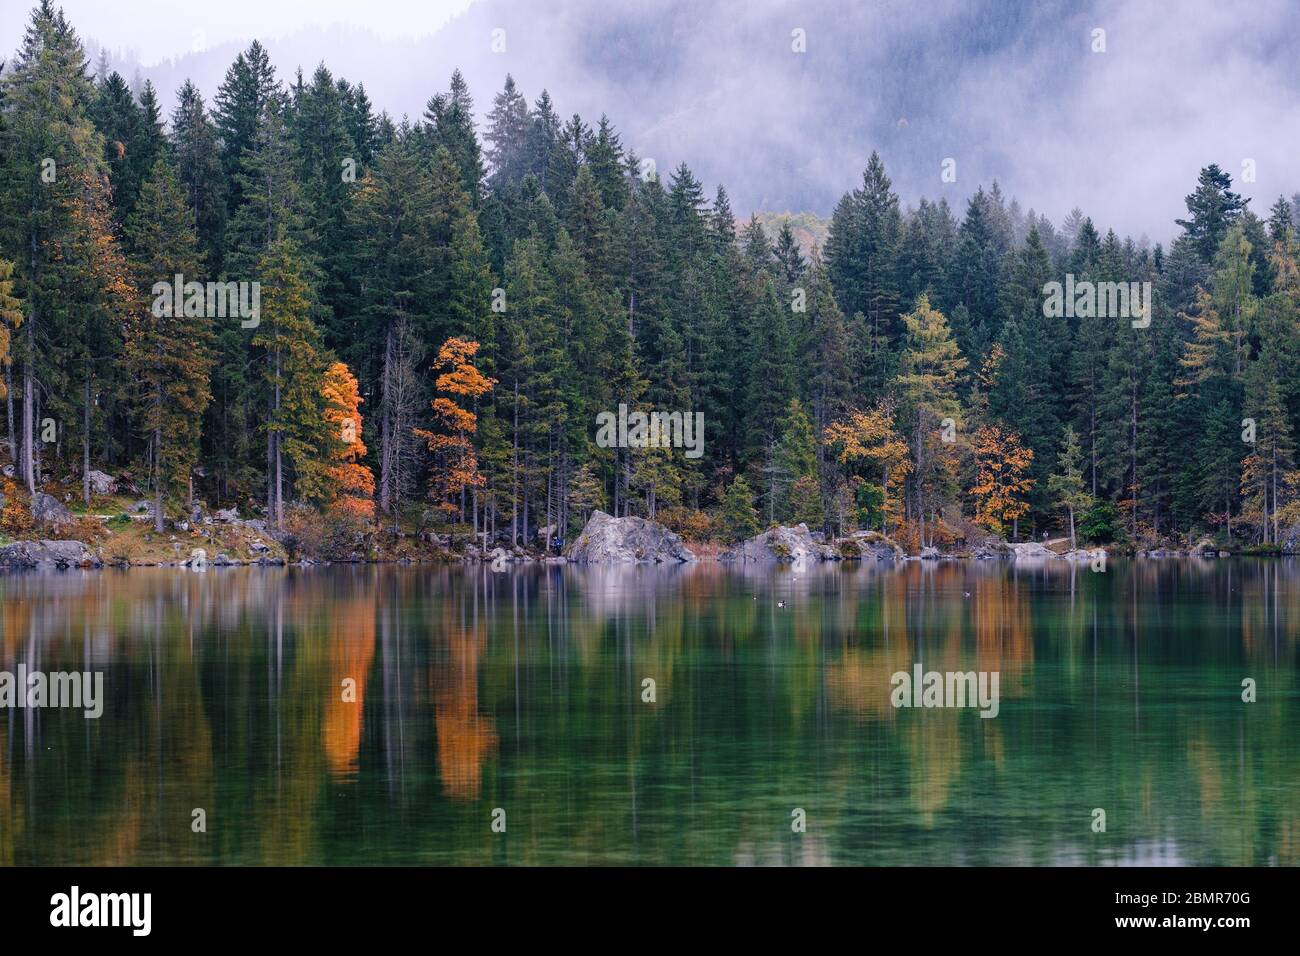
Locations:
1;548;1294;572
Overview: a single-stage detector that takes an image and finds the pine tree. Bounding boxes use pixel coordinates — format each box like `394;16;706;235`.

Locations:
483;74;530;190
252;238;327;527
422;69;484;205
719;474;761;541
0;1;117;494
1047;425;1092;547
213;40;279;217
825;152;901;344
1176;163;1249;262
897;294;967;545
124;159;212;530
170;80;226;272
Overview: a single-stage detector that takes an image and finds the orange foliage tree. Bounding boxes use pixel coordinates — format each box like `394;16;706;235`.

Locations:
320;361;375;518
823;402;912;532
971;424;1034;537
414;338;495;519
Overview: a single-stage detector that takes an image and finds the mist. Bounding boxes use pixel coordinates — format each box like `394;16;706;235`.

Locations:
7;0;1297;240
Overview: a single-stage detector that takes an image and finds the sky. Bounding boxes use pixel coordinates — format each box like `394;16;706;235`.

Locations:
3;0;1296;243
0;0;480;65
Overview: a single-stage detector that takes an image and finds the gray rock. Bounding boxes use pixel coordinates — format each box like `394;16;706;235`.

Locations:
213;507;239;523
1009;541;1055;560
721;523;834;563
85;470;117;495
919;546;941;560
834;531;905;561
973;540;1013;559
1061;547;1106;562
31;492;73;526
0;539;100;569
131;499;155;515
566;510;695;564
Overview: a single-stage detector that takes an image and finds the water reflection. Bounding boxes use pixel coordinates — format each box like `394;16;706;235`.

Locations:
0;559;1295;865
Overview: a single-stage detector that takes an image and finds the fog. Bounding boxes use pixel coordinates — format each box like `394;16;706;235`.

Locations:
6;0;1297;241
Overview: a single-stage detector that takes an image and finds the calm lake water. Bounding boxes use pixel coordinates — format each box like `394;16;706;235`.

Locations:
0;559;1295;866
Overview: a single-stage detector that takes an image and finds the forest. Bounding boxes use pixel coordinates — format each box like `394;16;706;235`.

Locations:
3;0;1300;557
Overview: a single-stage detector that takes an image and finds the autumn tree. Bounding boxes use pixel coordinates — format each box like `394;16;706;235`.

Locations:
320;360;375;519
823;402;912;533
971;424;1034;538
414;338;495;520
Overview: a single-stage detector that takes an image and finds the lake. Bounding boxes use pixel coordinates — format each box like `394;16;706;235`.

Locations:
0;558;1295;866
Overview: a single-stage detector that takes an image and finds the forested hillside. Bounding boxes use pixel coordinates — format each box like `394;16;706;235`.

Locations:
3;1;1300;554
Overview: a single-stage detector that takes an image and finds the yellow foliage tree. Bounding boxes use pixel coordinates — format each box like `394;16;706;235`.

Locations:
414;338;495;518
971;425;1034;537
823;402;912;532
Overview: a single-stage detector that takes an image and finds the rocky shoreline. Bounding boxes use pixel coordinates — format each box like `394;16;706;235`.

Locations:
0;504;1290;571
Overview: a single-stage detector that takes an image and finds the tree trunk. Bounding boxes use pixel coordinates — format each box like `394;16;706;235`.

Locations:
378;323;394;516
153;425;164;533
82;374;91;506
21;359;34;494
5;364;14;465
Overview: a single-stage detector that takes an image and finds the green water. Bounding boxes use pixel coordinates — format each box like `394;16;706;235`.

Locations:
0;559;1295;866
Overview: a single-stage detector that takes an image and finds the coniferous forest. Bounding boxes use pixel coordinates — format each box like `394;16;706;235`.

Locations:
4;0;1300;560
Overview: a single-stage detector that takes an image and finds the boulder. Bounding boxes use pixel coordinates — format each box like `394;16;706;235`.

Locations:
721;523;834;563
566;510;695;564
31;492;73;526
834;530;905;561
213;507;240;523
1061;547;1105;562
0;539;100;569
85;470;117;495
188;548;207;568
919;546;941;560
973;540;1012;560
1009;541;1055;560
131;499;155;515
